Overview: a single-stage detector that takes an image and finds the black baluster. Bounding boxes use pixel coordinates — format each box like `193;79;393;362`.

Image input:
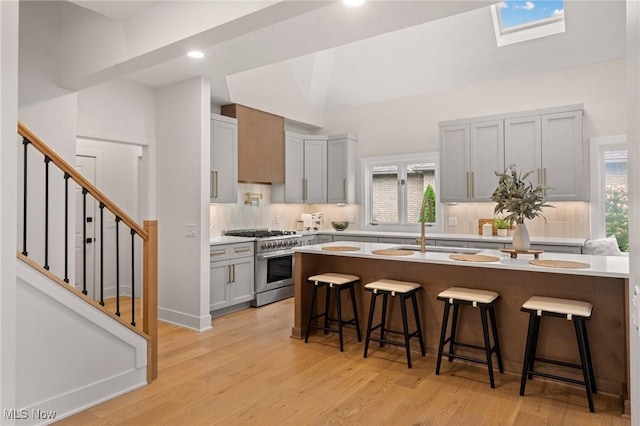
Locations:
115;216;121;317
82;188;88;295
63;173;70;283
44;156;51;270
131;229;136;327
99;203;105;306
21;137;29;256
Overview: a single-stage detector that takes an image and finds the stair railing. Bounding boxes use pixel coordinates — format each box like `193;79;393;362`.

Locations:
16;122;158;382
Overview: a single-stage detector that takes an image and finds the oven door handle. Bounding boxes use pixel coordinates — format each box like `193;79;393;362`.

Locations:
257;252;292;260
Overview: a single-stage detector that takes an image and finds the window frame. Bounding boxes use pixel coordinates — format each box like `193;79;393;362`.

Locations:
361;152;442;233
589;135;627;241
490;2;565;47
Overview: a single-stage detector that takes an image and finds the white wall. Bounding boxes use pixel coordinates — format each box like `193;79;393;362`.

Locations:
626;0;640;421
1;0;19;416
156;77;211;331
77;80;156;146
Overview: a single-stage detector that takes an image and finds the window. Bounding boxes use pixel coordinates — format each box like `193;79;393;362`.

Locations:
362;153;441;232
589;135;628;252
491;1;565;47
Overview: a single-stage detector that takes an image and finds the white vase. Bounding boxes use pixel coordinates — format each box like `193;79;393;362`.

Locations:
512;223;530;251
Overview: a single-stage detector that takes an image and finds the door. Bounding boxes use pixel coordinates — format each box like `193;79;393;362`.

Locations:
469;120;504;201
303;139;327;203
211;118;238;203
229;258;254;304
75;155;96;297
284;135;305;203
210;261;230;311
504;115;542;187
440;124;470;202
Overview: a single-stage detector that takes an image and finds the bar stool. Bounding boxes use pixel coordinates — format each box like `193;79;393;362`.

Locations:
304;273;361;352
520;296;596;412
435;287;503;388
363;279;425;368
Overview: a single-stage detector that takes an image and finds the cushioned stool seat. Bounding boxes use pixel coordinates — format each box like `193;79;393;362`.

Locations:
520;296;596;412
436;287;503;388
363;279;425;368
304;273;361;352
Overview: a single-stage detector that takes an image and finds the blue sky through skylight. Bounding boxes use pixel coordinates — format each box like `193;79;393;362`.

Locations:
498;1;564;29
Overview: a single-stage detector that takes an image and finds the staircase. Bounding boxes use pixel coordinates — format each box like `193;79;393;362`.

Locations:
15;122;158;423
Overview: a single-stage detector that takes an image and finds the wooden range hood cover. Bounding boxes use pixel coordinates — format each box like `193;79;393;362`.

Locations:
221;104;284;184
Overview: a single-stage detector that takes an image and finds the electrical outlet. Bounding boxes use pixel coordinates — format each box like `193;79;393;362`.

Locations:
275;215;280;225
448;217;458;227
185;224;196;237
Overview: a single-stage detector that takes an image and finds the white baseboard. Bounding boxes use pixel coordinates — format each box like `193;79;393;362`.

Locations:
158;306;212;331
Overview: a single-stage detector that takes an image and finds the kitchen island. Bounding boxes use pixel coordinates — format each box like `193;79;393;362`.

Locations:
292;241;629;404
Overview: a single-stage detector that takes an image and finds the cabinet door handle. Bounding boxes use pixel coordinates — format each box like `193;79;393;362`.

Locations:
214;171;218;198
343;178;347;200
471;171;475;197
303;178;308;201
227;265;231;283
210;171;214;199
234;247;251;254
466;172;470;197
231;264;235;283
537;168;541;185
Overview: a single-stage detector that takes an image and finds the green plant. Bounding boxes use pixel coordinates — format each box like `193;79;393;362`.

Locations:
491;164;553;224
605;185;628;252
493;217;509;230
421;184;436;223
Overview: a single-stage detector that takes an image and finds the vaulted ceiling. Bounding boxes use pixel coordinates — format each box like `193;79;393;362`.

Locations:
25;1;626;127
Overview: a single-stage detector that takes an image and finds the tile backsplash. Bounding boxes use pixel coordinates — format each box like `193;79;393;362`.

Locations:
211;185;589;239
210;183;361;236
442;202;590;238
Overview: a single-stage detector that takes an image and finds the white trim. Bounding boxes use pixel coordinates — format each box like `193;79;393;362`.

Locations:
158;306;212;331
589;135;627;240
361;152;442;233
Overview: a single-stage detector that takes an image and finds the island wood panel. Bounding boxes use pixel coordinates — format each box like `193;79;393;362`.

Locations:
221;103;284;184
293;252;627;398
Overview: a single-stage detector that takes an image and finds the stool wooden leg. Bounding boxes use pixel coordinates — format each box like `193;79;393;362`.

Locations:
336;286;344;352
480;306;496;388
527;315;541;380
411;293;426;356
363;292;378;359
305;283;319;343
575;319;595;412
488;306;504;373
520;312;537;396
400;295;412;368
349;283;362;342
436;301;451;375
379;293;389;348
448;303;460;362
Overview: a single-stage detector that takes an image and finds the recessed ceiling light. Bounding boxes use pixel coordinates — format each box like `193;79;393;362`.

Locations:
187;51;204;59
342;0;365;6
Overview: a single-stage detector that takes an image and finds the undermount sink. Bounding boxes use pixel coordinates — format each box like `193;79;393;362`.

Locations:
390;245;482;255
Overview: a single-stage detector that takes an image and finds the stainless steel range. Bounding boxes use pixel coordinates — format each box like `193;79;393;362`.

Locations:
224;229;301;307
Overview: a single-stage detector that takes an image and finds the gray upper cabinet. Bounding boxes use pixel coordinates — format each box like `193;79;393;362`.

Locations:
210;114;238;203
505;110;583;201
442;105;584;203
441;120;503;202
327;135;357;204
272;133;327;204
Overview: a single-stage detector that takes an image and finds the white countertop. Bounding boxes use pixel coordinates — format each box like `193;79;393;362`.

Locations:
298;230;585;247
295;241;628;279
209;236;255;245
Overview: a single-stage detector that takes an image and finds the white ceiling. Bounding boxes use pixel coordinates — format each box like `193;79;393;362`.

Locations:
63;0;626;126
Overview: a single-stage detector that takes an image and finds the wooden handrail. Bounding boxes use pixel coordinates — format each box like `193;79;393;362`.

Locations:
143;220;158;382
17;121;148;240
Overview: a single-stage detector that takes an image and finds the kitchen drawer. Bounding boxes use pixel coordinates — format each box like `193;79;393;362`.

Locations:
210;242;254;261
435;239;469;248
469;241;505;250
528;244;582;254
317;235;333;244
333;235;378;243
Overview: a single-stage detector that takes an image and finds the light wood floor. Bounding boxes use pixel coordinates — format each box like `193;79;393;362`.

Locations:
56;298;629;425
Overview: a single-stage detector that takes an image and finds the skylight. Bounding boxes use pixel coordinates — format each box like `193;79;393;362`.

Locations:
491;1;565;47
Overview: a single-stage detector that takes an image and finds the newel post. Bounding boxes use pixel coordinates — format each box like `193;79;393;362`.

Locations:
143;220;158;382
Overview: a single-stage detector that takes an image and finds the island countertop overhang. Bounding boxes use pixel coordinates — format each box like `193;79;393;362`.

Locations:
294;241;629;279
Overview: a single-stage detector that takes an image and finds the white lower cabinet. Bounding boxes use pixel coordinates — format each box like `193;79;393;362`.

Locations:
317;235;333;244
210;243;254;312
